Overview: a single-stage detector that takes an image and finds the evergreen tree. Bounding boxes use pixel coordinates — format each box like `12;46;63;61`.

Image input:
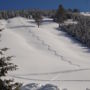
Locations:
55;5;67;27
73;8;80;13
0;29;21;90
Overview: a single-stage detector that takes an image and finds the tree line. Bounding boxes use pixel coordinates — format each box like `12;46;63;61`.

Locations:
61;15;90;47
0;9;56;28
54;4;90;47
0;9;56;19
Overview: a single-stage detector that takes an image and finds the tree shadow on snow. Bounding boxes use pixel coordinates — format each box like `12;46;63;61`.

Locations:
9;25;35;29
55;27;90;53
27;21;35;23
27;19;53;25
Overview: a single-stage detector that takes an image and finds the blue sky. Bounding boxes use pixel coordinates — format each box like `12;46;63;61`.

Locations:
0;0;89;11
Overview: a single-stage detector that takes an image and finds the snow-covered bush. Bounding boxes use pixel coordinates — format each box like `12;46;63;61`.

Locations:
21;83;40;90
61;15;90;47
21;83;60;90
38;84;59;90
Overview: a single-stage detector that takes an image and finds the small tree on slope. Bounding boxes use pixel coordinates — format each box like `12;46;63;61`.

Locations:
55;5;67;27
33;12;42;28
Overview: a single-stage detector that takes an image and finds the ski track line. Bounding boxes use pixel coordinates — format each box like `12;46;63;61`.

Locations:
8;75;90;82
8;68;90;76
19;19;80;68
30;31;80;67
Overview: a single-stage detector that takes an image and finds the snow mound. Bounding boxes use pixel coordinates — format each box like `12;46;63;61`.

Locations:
80;12;90;16
21;83;59;90
21;83;40;90
38;84;59;90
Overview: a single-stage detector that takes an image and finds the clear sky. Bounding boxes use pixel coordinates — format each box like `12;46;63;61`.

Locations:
0;0;89;11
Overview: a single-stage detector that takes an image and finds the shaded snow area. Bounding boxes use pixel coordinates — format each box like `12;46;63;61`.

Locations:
0;17;90;90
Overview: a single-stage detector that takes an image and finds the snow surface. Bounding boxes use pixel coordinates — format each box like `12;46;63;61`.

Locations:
80;12;90;16
0;17;90;90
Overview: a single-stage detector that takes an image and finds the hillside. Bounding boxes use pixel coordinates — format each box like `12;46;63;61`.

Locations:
0;17;90;90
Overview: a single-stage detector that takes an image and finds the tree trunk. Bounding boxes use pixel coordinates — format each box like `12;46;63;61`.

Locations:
38;22;39;28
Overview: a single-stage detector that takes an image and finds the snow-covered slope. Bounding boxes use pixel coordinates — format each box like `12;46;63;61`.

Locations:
0;17;90;90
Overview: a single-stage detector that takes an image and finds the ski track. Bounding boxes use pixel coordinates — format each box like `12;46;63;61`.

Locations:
19;18;80;68
8;75;90;82
8;68;90;76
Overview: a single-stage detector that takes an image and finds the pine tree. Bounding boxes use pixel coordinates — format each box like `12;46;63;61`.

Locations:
73;8;80;13
55;5;67;27
0;29;21;90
